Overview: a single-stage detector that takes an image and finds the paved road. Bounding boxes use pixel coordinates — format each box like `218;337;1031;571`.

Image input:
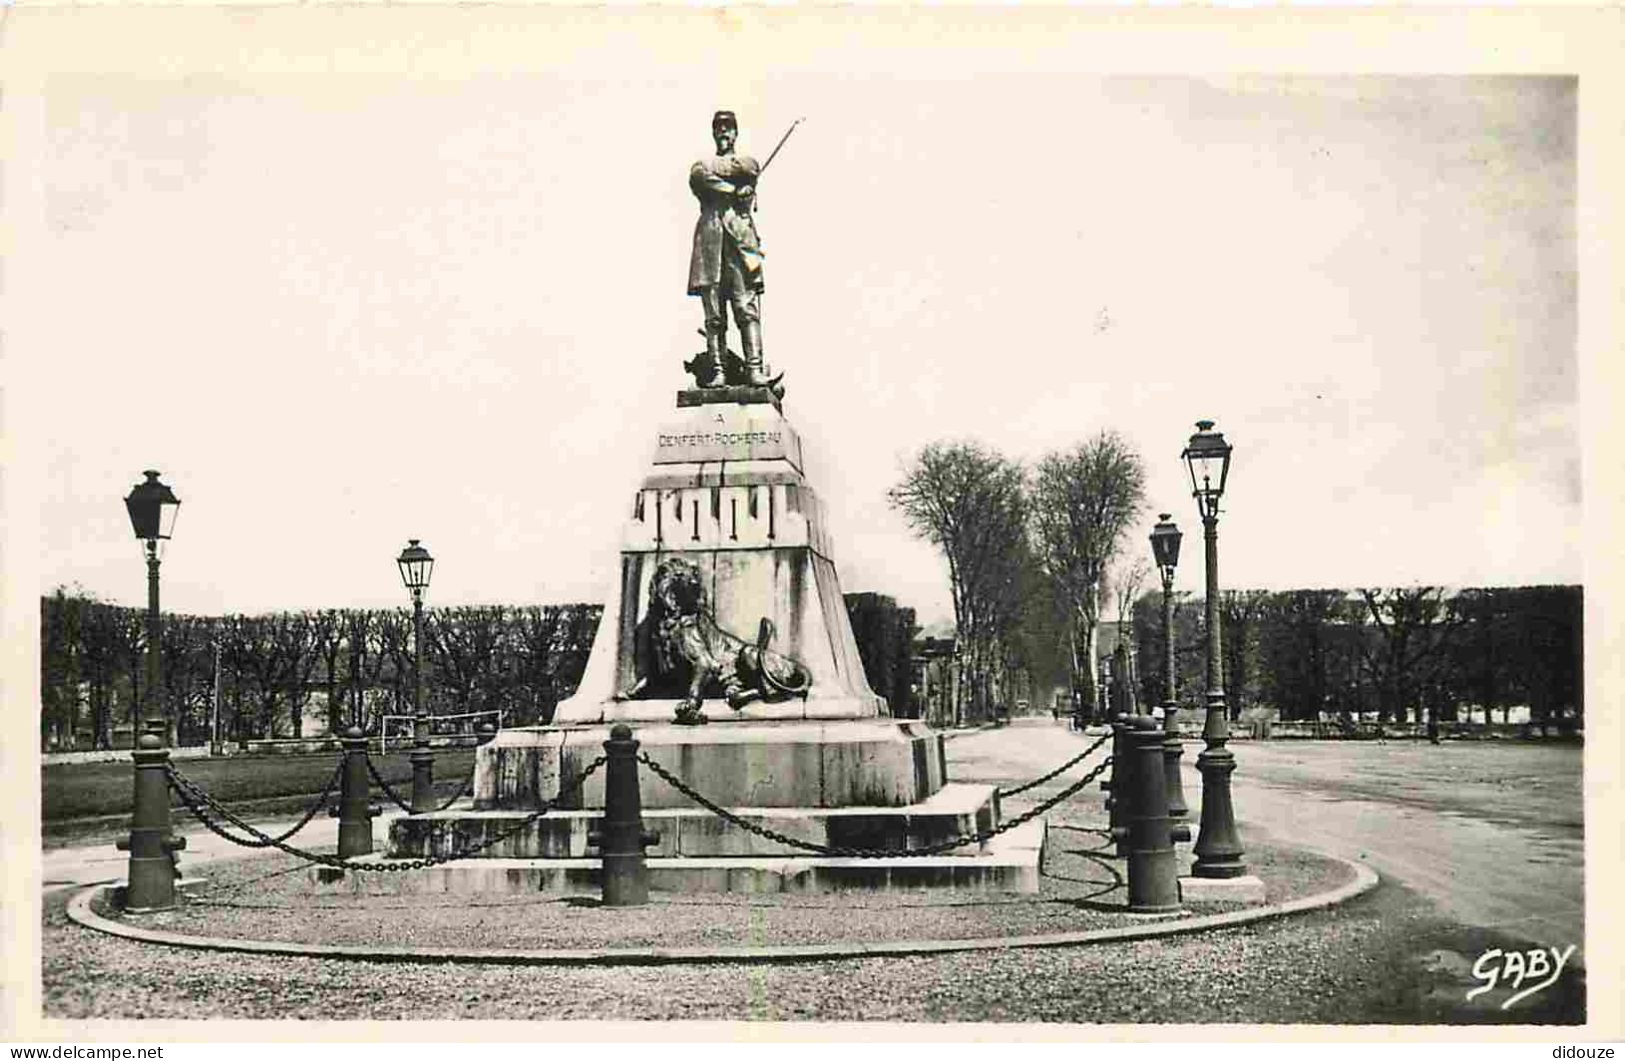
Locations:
40;810;409;897
948;717;1585;953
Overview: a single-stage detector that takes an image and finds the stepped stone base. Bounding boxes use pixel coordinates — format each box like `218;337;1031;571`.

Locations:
475;720;946;811
392;782;998;860
312;819;1045;896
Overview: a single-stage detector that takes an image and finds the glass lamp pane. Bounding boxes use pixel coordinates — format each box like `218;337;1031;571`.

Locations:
1192;453;1221;495
397;540;434;590
158;500;181;541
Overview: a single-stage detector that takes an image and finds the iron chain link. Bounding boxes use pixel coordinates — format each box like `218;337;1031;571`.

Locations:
165;755;606;873
366;752;479;816
433;771;476;812
365;755;415;814
168;758;342;848
997;730;1111;797
637;752;1112;859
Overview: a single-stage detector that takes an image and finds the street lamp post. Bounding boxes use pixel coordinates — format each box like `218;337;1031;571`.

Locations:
1181;421;1246;878
124;471;181;736
1149;513;1190;827
210;639;223;756
122;470;182;911
397;539;435;813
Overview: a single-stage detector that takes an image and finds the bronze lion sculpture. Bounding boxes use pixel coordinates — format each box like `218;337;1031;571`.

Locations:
622;555;811;725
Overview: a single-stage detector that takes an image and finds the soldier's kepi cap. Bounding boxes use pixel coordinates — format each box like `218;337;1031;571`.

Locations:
712;110;738;129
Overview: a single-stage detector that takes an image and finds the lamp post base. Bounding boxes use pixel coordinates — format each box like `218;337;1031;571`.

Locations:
1179;873;1265;905
1191;744;1246;878
1162;704;1189;827
409;747;436;814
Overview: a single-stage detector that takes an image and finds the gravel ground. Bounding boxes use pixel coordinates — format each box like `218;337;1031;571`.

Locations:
42;877;1584;1024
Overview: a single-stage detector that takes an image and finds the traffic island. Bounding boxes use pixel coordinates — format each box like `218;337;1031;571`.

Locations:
67;833;1377;965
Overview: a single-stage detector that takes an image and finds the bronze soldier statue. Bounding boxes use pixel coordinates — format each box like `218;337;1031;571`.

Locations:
688;110;766;386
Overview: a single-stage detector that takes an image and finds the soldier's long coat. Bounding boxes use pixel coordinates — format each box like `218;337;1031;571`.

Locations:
687;153;765;295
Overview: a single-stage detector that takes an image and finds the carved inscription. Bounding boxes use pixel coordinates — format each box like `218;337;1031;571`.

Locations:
658;429;783;449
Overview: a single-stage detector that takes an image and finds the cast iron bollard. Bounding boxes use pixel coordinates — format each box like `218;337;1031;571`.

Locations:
337;725;373;858
118;719;186;912
1124;716;1189;913
1102;716;1134;857
587;724;660;906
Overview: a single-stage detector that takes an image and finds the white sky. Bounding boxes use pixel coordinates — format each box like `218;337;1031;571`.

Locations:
14;43;1582;628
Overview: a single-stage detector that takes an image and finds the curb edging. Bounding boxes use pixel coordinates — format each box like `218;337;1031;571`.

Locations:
66;858;1380;967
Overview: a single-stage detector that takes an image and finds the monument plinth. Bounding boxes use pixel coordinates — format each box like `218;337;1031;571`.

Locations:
476;391;942;813
556;397;884;726
326;112;1044;895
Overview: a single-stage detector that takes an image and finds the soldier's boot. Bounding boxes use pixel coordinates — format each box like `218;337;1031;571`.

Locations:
740;321;768;386
703;325;728;387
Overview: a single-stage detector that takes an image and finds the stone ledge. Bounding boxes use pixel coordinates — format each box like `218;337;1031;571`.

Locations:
321;818;1045;896
562;695;886;725
475;720;947;811
391;781;999;860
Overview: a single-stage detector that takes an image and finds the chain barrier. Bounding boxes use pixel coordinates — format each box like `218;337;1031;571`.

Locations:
164;755;607;873
996;730;1111;798
433;771;475;812
365;756;415;814
638;753;1112;859
366;754;478;815
167;759;343;848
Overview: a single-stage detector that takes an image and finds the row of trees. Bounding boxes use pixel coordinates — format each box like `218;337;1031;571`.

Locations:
40;587;936;749
1129;584;1583;732
843;592;919;717
887;436;1583;732
40;588;601;750
888;432;1146;724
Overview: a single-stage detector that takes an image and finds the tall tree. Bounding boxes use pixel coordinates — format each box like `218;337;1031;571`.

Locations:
1257;590;1348;721
1028;431;1146;720
79;602;139;749
311;609;346;735
888;441;1028;723
1111;557;1152;631
159;614;212;744
1501;585;1583;734
1445;588;1512;728
1217;589;1269;720
41;588;90;748
1131;588;1202;713
426;605;511;723
1359;586;1460;733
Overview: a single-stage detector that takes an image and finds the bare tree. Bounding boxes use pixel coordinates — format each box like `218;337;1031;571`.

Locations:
41;588;89;748
1028;431;1146;720
426;605;511;724
312;609;346;734
1111;556;1152;630
888;441;1028;724
1359;586;1460;736
1217;589;1270;720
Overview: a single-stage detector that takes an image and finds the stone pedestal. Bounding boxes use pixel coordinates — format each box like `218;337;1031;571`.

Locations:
474;720;946;810
555;397;883;725
335;391;1042;895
